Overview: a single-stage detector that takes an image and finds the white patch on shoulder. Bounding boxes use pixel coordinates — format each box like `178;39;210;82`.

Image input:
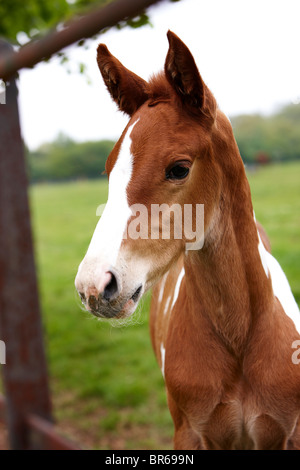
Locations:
171;267;185;310
257;232;269;277
254;211;269;278
160;270;185;379
158;272;168;304
254;212;300;334
160;343;166;378
164;295;171;316
85;119;139;266
266;251;300;334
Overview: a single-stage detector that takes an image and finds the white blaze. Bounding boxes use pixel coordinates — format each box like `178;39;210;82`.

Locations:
85;119;139;266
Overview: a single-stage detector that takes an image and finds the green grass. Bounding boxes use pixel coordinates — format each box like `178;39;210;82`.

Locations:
247;162;300;305
30;179;173;450
4;162;299;450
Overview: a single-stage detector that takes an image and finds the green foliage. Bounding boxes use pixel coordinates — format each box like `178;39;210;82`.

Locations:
0;0;154;71
0;0;152;46
26;133;115;182
231;103;300;164
26;102;300;184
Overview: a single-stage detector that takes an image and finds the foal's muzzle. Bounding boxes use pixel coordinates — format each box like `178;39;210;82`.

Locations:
75;265;143;319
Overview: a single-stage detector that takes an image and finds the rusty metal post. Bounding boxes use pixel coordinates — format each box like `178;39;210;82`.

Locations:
0;39;52;449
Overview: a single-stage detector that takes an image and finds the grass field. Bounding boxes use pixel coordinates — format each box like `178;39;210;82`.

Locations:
30;177;173;450
5;161;300;450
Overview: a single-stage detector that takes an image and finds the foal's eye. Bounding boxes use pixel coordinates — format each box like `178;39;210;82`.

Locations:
166;164;190;181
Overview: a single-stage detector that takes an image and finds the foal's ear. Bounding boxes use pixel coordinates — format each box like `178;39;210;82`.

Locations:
97;44;149;116
165;31;216;121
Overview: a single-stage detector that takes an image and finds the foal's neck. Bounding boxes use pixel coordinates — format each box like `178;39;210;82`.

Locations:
184;139;273;356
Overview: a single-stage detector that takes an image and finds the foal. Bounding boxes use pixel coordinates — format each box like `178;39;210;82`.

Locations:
75;31;300;449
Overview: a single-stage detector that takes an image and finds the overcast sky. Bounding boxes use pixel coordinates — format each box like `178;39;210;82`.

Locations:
18;0;300;150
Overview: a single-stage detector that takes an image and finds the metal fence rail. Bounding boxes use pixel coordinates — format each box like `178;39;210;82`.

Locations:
0;0;162;450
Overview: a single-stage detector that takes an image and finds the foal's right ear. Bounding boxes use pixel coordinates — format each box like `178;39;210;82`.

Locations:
165;31;216;122
97;44;149;116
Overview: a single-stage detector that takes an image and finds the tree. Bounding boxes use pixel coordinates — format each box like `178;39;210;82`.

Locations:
27;135;115;182
0;0;179;75
0;0;151;46
231;103;300;163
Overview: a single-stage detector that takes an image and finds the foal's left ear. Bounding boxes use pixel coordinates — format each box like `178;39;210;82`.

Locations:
97;44;149;116
165;31;216;121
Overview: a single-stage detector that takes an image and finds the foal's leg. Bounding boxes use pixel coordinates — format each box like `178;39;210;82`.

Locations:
252;414;288;450
287;416;300;450
167;395;203;450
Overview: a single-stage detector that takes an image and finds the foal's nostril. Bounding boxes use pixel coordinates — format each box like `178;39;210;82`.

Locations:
102;272;119;301
131;285;142;302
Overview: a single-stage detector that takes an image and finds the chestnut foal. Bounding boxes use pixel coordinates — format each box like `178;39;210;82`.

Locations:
75;31;300;449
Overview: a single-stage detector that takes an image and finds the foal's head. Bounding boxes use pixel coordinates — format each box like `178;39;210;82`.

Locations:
75;31;238;319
